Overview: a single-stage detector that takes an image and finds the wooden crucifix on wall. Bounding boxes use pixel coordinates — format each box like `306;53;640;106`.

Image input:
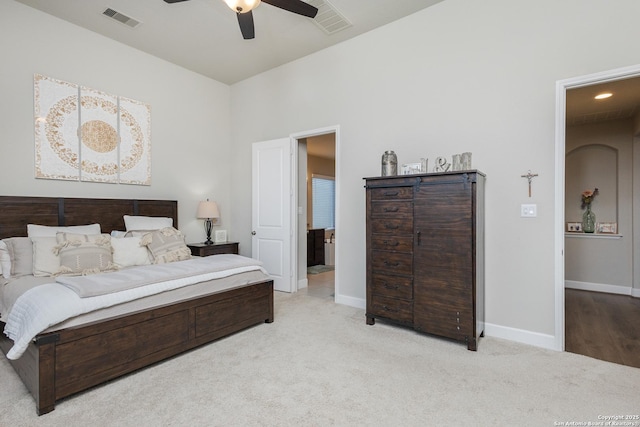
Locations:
521;170;538;197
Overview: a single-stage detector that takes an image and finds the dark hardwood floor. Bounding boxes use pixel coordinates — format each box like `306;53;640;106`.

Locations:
565;289;640;368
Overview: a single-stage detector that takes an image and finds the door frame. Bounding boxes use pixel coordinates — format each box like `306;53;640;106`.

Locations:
291;125;340;296
554;63;640;351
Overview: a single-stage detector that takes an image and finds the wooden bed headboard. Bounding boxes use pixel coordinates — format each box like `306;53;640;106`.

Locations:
0;196;178;239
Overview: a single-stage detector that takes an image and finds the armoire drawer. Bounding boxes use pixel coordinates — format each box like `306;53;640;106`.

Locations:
371;251;413;275
369;187;413;201
371;274;413;300
370;235;413;252
369;295;413;323
370;200;412;217
371;218;413;235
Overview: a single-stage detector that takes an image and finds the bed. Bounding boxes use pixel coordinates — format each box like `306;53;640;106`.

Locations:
0;195;274;415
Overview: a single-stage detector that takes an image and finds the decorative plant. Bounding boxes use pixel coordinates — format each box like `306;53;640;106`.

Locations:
581;188;598;209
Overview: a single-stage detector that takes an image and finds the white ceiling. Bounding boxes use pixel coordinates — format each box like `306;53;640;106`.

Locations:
15;0;444;85
15;0;640;121
566;77;640;126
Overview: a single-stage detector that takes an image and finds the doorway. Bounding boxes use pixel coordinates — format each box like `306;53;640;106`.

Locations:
556;65;640;364
304;133;336;299
292;126;340;300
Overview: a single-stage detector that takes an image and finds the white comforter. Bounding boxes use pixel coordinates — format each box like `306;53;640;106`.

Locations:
3;255;267;360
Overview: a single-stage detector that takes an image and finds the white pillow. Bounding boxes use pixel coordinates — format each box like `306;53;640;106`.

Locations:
27;223;101;238
1;237;33;278
31;237;60;277
123;215;173;232
110;230;127;238
0;241;9;278
111;236;152;268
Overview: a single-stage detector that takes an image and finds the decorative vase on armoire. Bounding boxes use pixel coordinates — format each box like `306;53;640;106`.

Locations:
582;205;596;233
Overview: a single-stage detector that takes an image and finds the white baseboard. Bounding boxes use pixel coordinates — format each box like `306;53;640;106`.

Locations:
484;322;559;351
633;288;640;298
335;294;365;310
565;280;632;296
297;278;308;290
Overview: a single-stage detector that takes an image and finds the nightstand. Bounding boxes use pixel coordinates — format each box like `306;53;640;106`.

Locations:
187;242;239;257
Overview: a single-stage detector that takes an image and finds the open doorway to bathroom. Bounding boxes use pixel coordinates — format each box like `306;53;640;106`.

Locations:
304;133;336;300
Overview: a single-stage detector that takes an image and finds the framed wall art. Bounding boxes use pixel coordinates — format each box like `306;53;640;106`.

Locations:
34;74;151;185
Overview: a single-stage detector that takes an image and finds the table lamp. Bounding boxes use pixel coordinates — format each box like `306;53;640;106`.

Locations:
197;199;220;245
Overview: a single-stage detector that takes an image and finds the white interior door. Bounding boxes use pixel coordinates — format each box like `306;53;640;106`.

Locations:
252;138;293;292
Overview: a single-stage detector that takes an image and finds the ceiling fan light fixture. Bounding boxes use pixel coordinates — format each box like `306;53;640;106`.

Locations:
224;0;261;13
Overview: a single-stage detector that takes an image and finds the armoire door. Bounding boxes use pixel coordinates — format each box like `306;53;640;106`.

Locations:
412;174;474;344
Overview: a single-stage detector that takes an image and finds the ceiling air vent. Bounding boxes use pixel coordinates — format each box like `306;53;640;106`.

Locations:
102;8;142;29
306;0;351;35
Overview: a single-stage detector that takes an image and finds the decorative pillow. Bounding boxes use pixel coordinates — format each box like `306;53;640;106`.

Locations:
140;227;191;264
55;232;110;245
2;237;33;278
27;223;101;238
124;230;156;237
110;235;152;268
32;237;60;277
54;233;116;276
123;216;173;232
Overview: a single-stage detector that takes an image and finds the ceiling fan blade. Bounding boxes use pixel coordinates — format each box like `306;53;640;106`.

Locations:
261;0;318;18
237;11;256;40
163;0;191;3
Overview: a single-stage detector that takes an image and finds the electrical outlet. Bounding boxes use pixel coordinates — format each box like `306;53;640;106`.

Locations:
521;204;537;218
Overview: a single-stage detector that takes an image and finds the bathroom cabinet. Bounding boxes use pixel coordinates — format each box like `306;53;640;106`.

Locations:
307;228;325;266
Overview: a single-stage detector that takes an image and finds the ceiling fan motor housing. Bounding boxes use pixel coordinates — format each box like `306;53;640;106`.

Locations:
225;0;261;13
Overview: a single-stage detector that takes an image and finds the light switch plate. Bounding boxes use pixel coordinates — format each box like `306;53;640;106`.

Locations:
521;204;537;217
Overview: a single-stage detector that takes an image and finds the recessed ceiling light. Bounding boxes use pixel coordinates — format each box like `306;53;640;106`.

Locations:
594;93;613;100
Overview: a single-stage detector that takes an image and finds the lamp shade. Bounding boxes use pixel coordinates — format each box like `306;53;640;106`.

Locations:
197;200;220;220
224;0;260;13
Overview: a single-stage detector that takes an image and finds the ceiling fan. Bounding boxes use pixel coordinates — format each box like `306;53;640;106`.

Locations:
163;0;319;40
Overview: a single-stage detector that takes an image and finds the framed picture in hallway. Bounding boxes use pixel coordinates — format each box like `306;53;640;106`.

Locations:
596;222;617;234
566;222;582;232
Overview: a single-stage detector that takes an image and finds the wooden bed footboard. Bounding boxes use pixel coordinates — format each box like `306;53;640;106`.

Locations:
0;280;274;415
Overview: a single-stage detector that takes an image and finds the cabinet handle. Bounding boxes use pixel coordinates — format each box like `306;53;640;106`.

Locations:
385;223;399;230
416;230;421;246
384;261;400;267
383;240;399;247
382;305;398;313
383;191;399;197
384;283;399;290
383;207;399;212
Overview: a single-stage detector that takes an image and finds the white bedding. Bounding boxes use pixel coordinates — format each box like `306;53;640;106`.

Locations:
3;254;268;360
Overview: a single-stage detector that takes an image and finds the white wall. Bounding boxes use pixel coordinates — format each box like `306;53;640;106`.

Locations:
0;1;232;244
229;0;640;345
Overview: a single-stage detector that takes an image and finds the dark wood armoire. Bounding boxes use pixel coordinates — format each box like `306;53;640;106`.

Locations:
364;171;485;350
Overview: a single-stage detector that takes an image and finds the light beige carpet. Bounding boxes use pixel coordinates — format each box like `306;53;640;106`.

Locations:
1;290;638;426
